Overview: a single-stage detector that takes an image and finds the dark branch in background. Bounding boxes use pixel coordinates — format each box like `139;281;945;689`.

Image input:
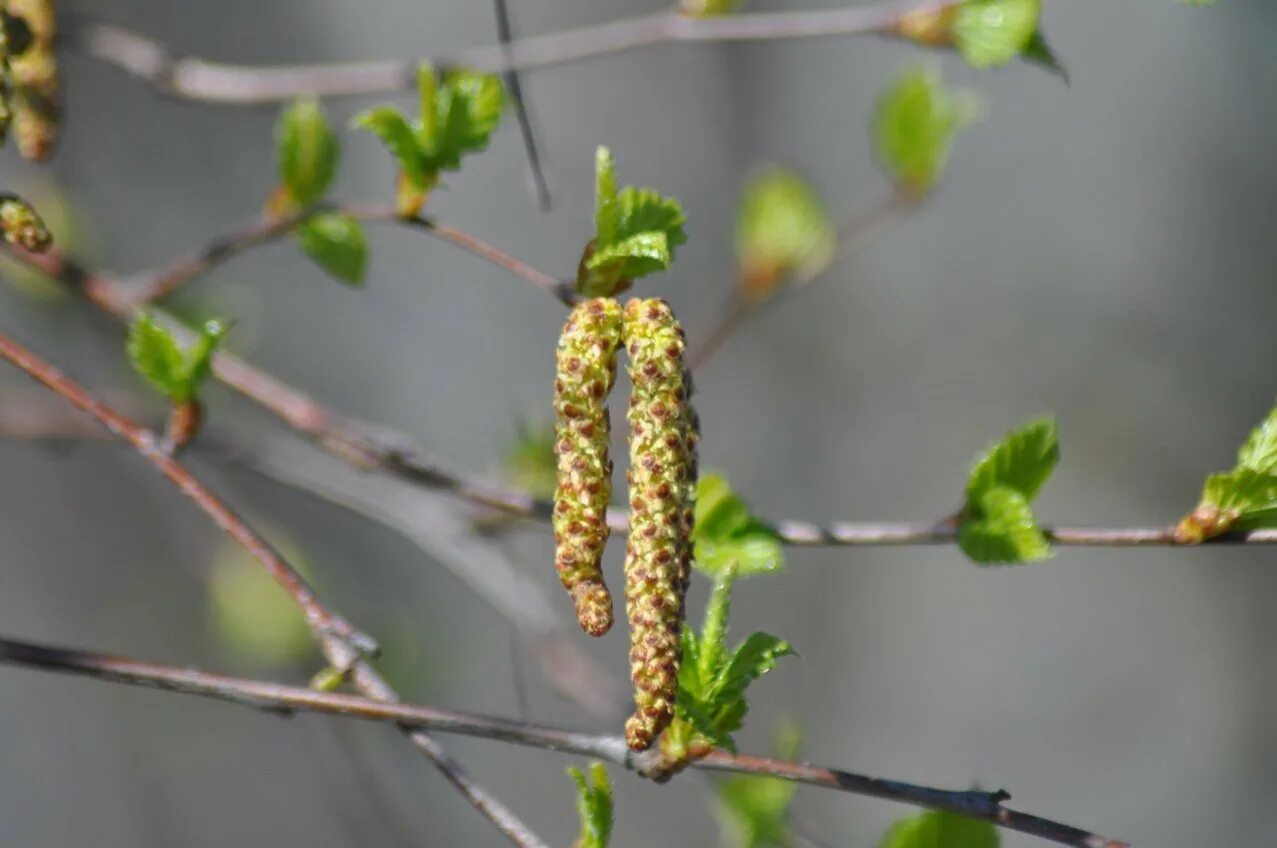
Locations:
70;1;964;105
0;328;551;848
493;0;553;211
0;634;1130;848
5;239;1277;549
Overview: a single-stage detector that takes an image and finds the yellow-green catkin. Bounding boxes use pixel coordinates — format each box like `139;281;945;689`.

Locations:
621;297;697;752
553;298;623;637
8;0;58;161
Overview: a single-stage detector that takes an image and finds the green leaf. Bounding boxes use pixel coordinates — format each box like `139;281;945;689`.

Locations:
736;167;835;295
580;149;687;296
297;212;367;285
953;0;1041;69
959;486;1052;565
966;417;1060;503
698;566;738;688
127;312;186;400
595;146;619;247
568;762;613;848
277;97;338;206
1200;470;1277;517
692;473;784;578
352;106;428;184
880;809;999;848
1020;29;1069;81
716;633;795;712
425;67;504;172
714;724;801;848
1236;406;1277;475
177;318;229;404
874;66;977;194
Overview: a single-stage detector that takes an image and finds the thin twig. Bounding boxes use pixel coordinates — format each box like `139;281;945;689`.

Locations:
0;633;1129;848
128;203;570;305
4;243;1270;548
71;2;961;105
493;0;553;211
0;328;551;848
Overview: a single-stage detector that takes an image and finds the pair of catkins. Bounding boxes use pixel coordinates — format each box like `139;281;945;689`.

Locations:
553;297;698;752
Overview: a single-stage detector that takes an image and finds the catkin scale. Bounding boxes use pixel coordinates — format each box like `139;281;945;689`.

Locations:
553;298;623;637
621;298;697;752
7;0;58;161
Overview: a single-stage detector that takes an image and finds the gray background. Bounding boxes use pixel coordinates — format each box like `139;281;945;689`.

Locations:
1;1;1274;846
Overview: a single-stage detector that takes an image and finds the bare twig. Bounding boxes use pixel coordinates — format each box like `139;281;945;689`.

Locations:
71;2;962;105
0;327;551;848
4;243;1270;548
492;0;553;211
128;203;569;305
0;633;1129;848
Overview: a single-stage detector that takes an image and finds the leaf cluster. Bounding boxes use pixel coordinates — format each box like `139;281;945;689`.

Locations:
1176;405;1277;542
958;418;1059;565
127;312;228;405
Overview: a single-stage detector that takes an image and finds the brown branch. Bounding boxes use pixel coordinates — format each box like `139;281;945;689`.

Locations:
70;2;961;105
0;327;551;848
128;203;570;305
5;243;1272;549
0;633;1129;848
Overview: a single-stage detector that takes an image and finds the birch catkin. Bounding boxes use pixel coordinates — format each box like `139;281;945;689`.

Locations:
553;298;623;637
7;0;58;161
621;297;697;752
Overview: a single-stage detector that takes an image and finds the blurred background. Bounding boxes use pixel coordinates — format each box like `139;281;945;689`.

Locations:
0;0;1273;845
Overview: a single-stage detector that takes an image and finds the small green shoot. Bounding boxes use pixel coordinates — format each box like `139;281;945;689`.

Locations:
958;417;1059;565
874;66;978;196
1176;405;1277;542
127;312;228;406
568;762;613;848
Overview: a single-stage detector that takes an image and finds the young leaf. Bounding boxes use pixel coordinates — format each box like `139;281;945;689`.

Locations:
1236;406;1277;474
579;147;687;296
176;318;228;404
736;167;835;302
952;0;1041;69
966;417;1060;503
427;69;504;171
277;97;338;206
874;66;977;194
568;762;613;848
127;312;185;400
958;486;1052;565
1020;29;1069;81
352;106;428;186
693;473;784;578
297;212;367;285
880;809;998;848
714;724;801;848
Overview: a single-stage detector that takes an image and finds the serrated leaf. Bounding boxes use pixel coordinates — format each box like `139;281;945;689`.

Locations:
595;146;619;247
1236;406;1277;475
568;763;613;848
297;212;367;285
874;66;976;194
1200;469;1277;516
880;809;999;848
966;417;1059;503
583;230;671;284
426;68;504;172
277;97;338;206
127;312;186;400
953;0;1041;69
692;473;784;578
176;318;228;403
736;167;835;298
698;566;737;688
717;633;795;708
614;187;687;254
353;106;428;184
959;486;1051;565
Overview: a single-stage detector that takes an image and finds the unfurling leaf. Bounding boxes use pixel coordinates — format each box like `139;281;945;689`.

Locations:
277;97;339;206
568;762;613;848
353;106;429;185
693;473;783;578
578;147;687;297
736;167;835;302
297;212;367;285
880;809;998;848
952;0;1041;69
1176;404;1277;542
874;66;977;194
127;312;185;399
959;417;1059;565
428;68;504;170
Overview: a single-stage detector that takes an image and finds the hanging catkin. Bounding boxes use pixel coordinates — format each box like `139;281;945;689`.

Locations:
553;298;623;637
7;0;59;161
621;297;697;752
